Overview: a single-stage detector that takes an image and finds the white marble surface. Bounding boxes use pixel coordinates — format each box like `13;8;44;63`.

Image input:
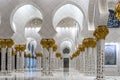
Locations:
0;68;120;80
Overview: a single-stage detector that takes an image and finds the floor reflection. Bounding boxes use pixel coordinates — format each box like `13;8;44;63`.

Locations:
0;69;120;80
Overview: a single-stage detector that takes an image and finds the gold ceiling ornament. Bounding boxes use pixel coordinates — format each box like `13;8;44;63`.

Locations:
19;45;26;51
1;39;7;48
6;39;14;48
36;52;43;57
78;44;85;52
93;25;109;40
83;38;97;48
115;2;120;20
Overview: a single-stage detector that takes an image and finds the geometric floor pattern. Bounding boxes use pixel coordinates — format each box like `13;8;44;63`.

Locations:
0;68;120;80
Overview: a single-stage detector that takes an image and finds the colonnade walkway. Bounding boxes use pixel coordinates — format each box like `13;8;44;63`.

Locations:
0;68;120;80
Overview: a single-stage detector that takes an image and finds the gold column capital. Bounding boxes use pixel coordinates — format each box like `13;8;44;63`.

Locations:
53;44;57;52
93;25;109;40
40;39;48;48
0;39;2;45
1;39;6;48
36;52;43;57
19;45;26;51
24;54;27;58
115;2;120;20
41;38;56;49
56;52;61;58
12;51;16;56
78;44;85;52
6;39;14;48
48;39;55;48
15;45;20;52
83;38;97;48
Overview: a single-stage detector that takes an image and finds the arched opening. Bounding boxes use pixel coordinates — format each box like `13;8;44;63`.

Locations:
25;37;37;69
11;4;43;33
11;4;43;44
53;4;84;72
60;40;73;73
53;4;84;30
53;4;84;50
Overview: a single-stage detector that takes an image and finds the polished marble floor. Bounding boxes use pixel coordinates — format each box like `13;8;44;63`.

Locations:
0;68;120;80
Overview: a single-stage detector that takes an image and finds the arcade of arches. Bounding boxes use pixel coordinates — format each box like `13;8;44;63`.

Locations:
0;0;120;80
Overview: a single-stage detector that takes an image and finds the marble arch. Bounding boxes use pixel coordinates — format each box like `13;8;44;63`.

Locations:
53;2;85;31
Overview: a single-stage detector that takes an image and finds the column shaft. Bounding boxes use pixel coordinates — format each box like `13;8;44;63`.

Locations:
16;52;20;71
96;39;105;80
7;48;12;72
1;48;6;72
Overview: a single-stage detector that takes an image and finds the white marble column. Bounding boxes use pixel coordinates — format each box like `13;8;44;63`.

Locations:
82;52;85;73
88;48;92;76
49;48;52;74
1;48;6;72
93;25;109;80
7;48;12;73
60;58;63;71
6;39;14;73
79;52;84;73
84;48;89;75
42;48;46;74
96;39;105;80
91;47;97;76
16;52;20;71
55;57;59;69
25;57;28;69
12;55;15;71
58;58;61;69
36;57;41;70
75;56;78;70
84;47;92;76
79;53;82;72
20;52;24;71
